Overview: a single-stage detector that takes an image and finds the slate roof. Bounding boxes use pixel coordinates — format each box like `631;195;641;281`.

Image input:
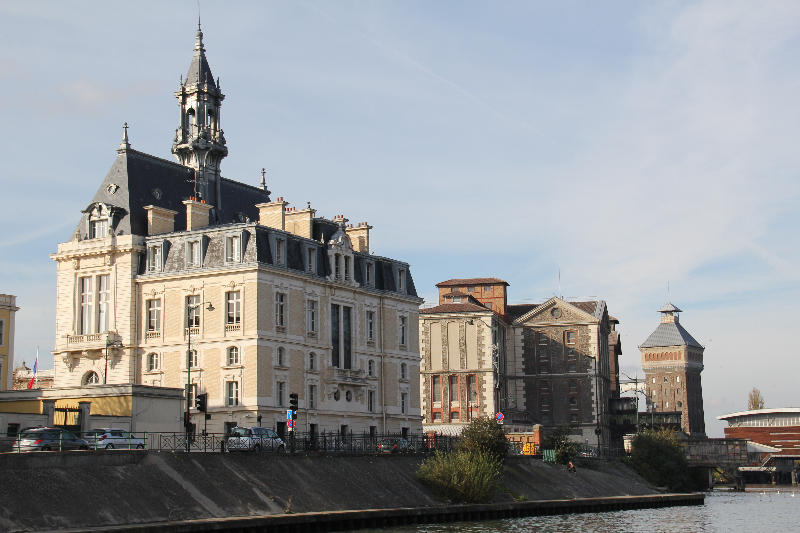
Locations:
436;277;509;287
658;302;682;313
421;303;492;314
507;304;536;321
185;28;216;89
640;322;703;349
72;149;271;240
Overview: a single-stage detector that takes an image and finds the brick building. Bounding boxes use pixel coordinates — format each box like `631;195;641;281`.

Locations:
639;303;706;437
48;24;423;436
718;408;800;456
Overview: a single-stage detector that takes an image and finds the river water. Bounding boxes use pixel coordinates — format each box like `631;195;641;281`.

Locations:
362;489;800;533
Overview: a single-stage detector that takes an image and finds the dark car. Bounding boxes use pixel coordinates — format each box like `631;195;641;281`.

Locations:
379;438;411;453
13;428;90;452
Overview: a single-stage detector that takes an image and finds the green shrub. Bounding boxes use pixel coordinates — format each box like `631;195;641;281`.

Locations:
627;428;694;492
417;450;501;503
458;416;508;463
542;424;580;465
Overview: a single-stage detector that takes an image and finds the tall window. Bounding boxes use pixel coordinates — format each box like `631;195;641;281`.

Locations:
89;219;108;239
147;299;161;331
398;269;405;292
450;375;459;402
228;346;239;365
401;393;407;414
96;274;110;333
307;248;316;273
399;316;407;346
276;382;285;406
275;293;285;327
334;254;341;279
308;385;316;409
148;245;162;272
566;331;576;344
188;350;198;368
307;300;316;333
276;238;285;265
277;347;285;367
226;291;241;324
227;381;239;406
432;376;441;403
344;257;350;280
368;360;374;377
148;353;159;371
309;352;315;371
330;304;352;369
187;295;200;327
468;375;477;404
0;319;4;346
226;235;241;262
80;277;93;334
400;363;408;380
187;241;201;267
188;384;198;407
368;390;374;412
366;311;374;341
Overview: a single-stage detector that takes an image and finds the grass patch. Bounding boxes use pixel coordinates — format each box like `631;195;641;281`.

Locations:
417;450;501;504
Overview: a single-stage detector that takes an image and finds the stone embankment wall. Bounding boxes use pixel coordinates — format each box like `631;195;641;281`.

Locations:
0;451;656;532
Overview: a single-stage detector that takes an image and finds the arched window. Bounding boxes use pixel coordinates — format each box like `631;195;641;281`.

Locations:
207;109;215;133
228;346;239;365
148;353;159;371
187;108;196;135
84;371;99;385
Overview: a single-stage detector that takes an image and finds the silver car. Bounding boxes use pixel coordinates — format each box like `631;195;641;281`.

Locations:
84;428;145;449
226;427;285;453
13;428;90;452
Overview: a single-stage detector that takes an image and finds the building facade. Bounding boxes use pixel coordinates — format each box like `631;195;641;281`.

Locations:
639;303;706;437
420;279;618;445
12;362;55;390
719;408;800;456
49;25;423;436
0;294;18;391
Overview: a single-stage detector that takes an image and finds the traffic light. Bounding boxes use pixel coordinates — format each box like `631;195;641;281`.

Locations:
289;393;299;418
195;392;207;412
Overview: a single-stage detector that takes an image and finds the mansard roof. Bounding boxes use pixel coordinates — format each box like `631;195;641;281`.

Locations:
71;149;271;240
640;322;703;349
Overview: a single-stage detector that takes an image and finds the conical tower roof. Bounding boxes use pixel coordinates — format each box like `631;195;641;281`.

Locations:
185;23;216;90
640;302;702;348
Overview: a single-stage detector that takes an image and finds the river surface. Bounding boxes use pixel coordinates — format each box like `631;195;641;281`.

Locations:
362;489;800;533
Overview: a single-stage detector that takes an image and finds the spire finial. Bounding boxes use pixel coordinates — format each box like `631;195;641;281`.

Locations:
259;168;271;195
117;122;131;153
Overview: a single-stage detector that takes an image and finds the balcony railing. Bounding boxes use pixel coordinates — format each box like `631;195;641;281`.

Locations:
225;323;241;333
67;334;104;344
327;368;366;384
185;327;200;337
145;331;161;341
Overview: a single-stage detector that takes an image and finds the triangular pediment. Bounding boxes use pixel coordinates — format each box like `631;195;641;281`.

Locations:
512;297;601;325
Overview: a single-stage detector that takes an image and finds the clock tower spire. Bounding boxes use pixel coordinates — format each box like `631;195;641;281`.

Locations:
172;22;228;213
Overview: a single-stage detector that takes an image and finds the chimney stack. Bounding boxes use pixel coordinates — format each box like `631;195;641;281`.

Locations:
255;197;289;230
345;221;372;253
183;199;213;230
143;205;179;235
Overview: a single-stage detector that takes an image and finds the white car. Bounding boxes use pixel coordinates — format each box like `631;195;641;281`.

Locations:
226;427;285;453
85;428;146;449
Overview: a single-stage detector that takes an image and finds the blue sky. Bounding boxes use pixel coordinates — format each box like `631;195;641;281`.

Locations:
2;1;799;437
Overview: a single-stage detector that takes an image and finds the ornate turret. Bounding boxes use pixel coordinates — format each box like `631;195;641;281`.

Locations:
172;22;228;213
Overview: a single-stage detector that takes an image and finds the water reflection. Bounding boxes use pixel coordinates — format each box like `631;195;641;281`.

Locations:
362;491;800;533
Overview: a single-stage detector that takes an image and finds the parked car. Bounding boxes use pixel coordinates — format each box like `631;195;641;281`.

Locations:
379;438;411;454
13;428;90;452
84;428;145;449
226;427;285;453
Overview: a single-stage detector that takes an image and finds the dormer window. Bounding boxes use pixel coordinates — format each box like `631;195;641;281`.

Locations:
344;257;350;281
398;269;406;293
147;244;163;272
276;238;285;265
186;240;201;268
334;254;341;279
366;262;374;286
226;235;241;263
89;219;108;239
307;247;316;274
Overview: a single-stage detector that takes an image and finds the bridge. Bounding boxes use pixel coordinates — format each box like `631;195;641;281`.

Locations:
684;438;749;490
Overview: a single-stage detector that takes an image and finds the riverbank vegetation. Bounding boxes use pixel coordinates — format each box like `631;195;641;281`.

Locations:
542;424;580;465
416;417;506;503
626;428;699;492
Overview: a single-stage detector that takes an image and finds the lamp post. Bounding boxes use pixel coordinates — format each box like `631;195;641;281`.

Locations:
104;339;123;385
186;301;214;451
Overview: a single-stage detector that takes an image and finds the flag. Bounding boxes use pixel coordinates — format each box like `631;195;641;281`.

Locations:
27;359;37;389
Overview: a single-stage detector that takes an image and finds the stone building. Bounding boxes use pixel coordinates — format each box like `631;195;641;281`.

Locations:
420;279;510;435
12;362;55;390
0;294;18;391
639;303;706;437
420;279;618;445
49;25;423;436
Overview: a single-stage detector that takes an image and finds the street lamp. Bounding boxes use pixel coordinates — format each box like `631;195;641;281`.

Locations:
105;339;123;385
186;301;214;451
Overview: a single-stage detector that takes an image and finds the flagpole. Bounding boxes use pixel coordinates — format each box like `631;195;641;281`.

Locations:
35;347;39;388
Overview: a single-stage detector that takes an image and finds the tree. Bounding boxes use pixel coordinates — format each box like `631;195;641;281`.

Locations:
458;416;508;463
748;388;765;411
628;428;693;492
541;424;580;465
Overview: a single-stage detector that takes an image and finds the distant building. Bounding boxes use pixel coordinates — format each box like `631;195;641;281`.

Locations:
420;279;618;446
718;408;800;456
639;303;706;437
47;24;423;437
0;295;18;391
12;362;55;390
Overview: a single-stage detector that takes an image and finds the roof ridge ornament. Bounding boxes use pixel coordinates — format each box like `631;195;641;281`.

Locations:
117;122;131;153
